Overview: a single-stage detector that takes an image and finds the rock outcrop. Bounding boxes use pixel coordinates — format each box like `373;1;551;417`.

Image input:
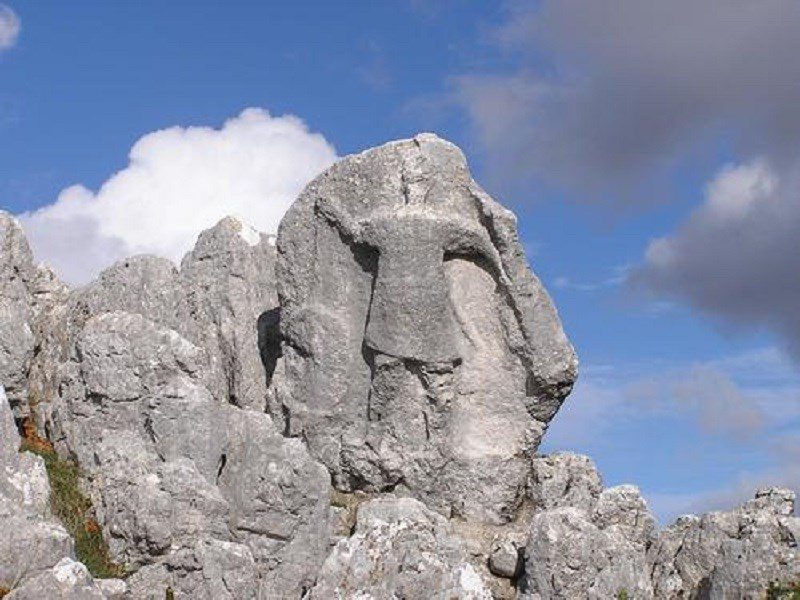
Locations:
310;497;493;599
17;219;331;599
274;134;577;524
0;213;66;415
649;487;800;598
1;136;797;599
1;387;119;598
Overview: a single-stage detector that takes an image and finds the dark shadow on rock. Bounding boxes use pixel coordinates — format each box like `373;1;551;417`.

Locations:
258;307;282;388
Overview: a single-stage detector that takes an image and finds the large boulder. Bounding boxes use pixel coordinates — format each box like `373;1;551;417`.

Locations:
309;497;492;599
179;216;279;409
520;452;656;599
274;133;577;523
13;217;328;598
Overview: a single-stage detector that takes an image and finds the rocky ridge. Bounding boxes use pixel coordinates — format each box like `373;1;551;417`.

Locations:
0;135;797;598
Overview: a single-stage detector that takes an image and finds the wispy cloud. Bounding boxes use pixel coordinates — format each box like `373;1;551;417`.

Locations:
0;4;20;50
553;264;630;292
544;346;800;522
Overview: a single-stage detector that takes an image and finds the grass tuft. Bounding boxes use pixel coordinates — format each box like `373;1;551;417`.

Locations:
768;581;800;599
19;418;127;580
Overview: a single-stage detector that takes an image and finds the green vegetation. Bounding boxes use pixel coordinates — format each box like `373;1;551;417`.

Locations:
19;420;126;579
616;590;629;600
768;580;800;599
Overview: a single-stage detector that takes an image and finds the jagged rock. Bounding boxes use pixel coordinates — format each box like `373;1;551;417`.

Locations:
521;506;653;599
0;213;37;410
529;452;603;513
309;497;493;599
180;215;278;410
521;453;656;599
275;133;577;523
0;387;112;598
43;309;330;598
649;487;800;598
592;485;656;549
3;558;116;600
30;216;279;443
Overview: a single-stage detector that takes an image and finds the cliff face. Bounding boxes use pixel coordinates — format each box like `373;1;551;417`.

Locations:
0;135;797;599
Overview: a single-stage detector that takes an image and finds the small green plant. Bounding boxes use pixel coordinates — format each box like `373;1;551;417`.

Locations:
767;580;800;600
616;589;630;600
19;421;126;579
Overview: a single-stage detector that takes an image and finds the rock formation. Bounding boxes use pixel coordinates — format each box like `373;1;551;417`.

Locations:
274;134;577;524
0;135;797;598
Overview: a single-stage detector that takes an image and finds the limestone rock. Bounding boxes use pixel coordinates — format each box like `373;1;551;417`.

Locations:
529;452;603;513
488;538;522;579
44;310;330;598
0;213;37;410
0;387;112;598
309;497;493;599
521;455;656;599
275;133;577;523
521;506;653;600
649;487;800;598
180;216;279;409
4;558;108;600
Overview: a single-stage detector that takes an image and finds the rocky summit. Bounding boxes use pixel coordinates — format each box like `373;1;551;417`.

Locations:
0;135;797;599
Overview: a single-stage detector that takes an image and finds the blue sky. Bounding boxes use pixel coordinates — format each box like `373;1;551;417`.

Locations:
2;0;799;522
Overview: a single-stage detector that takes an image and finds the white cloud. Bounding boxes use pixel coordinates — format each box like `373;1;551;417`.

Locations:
18;108;338;284
0;4;20;49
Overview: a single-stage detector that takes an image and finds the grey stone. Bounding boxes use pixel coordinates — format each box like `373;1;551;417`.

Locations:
592;485;656;549
0;212;37;410
648;487;800;599
309;496;493;599
41;309;330;598
275;133;577;523
4;558;107;599
529;452;604;513
488;538;521;579
180;215;278;410
521;507;653;600
1;387;112;598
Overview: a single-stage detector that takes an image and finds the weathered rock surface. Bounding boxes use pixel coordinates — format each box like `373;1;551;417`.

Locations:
523;452;799;600
47;309;330;598
10;217;329;598
522;454;655;599
0;387;115;598
274;133;577;524
2;137;798;599
179;216;279;409
0;212;67;414
310;497;493;599
649;487;800;598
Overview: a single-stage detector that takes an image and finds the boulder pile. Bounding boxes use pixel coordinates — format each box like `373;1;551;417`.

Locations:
0;135;797;598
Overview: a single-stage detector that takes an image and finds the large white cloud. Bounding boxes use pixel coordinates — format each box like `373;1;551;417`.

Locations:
0;4;20;49
19;108;338;284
